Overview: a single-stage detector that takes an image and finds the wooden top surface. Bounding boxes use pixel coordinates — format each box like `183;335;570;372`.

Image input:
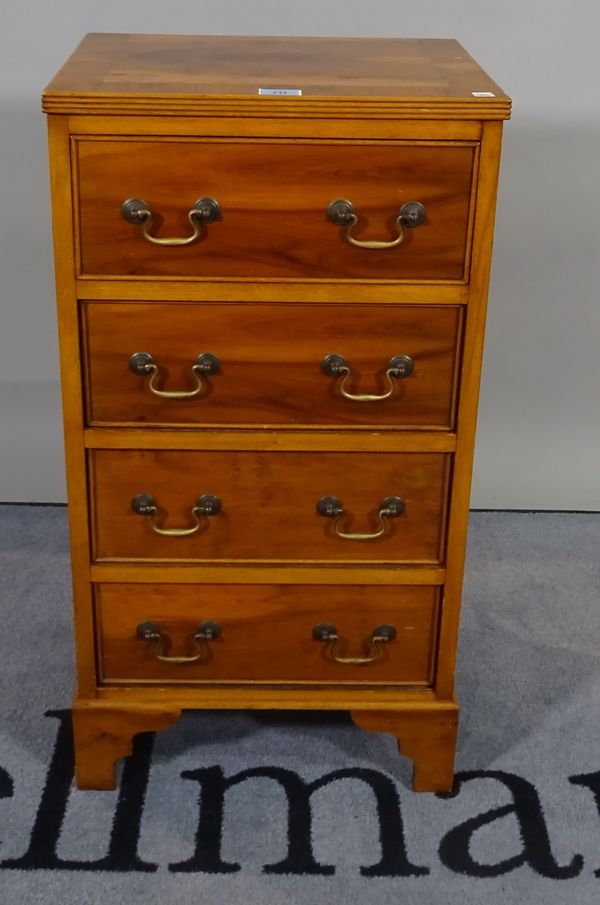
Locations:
43;33;510;119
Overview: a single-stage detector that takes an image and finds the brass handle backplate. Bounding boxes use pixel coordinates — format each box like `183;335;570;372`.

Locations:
136;620;221;663
129;351;220;399
131;493;222;536
121;197;221;246
327;199;426;249
321;353;414;401
313;622;397;664
316;495;404;540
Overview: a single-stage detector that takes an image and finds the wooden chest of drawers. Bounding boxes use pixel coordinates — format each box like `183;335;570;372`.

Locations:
43;34;510;792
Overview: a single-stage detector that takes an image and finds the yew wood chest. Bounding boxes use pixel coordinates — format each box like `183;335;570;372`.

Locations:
43;34;510;791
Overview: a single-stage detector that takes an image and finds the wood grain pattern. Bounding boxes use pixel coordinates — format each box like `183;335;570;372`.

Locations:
69;114;483;141
83;301;462;429
42;34;510;119
76;139;475;280
351;704;458;792
77;279;470;304
72;698;181;789
72;694;455;790
90;449;450;564
47;116;98;697
95;583;439;685
44;34;509;791
95;684;439;708
434;121;505;699
90;563;446;585
84;428;457;453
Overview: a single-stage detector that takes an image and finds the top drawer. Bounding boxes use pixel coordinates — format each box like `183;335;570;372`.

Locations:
75;138;477;281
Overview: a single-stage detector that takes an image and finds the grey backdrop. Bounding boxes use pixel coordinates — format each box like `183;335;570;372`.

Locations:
1;0;598;507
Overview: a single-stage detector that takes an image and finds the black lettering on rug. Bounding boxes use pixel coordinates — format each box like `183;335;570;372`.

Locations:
171;765;428;877
569;771;600;877
0;764;14;851
0;711;595;880
1;710;157;872
438;770;583;878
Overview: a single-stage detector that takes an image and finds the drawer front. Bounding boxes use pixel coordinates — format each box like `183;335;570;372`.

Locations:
76;139;476;280
95;583;439;685
90;450;450;563
83;302;462;429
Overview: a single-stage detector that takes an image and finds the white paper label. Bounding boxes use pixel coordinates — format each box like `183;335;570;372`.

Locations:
258;87;303;96
471;91;496;97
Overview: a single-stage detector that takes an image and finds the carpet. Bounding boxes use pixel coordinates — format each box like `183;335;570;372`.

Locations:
0;505;599;904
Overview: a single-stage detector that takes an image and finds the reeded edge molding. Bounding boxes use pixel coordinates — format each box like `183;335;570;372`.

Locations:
42;92;512;120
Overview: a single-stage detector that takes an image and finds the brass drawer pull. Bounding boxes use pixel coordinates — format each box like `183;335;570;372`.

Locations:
313;622;396;664
321;353;414;401
316;495;404;540
327;198;426;249
121;196;221;246
131;493;222;536
129;351;220;399
136;620;221;663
